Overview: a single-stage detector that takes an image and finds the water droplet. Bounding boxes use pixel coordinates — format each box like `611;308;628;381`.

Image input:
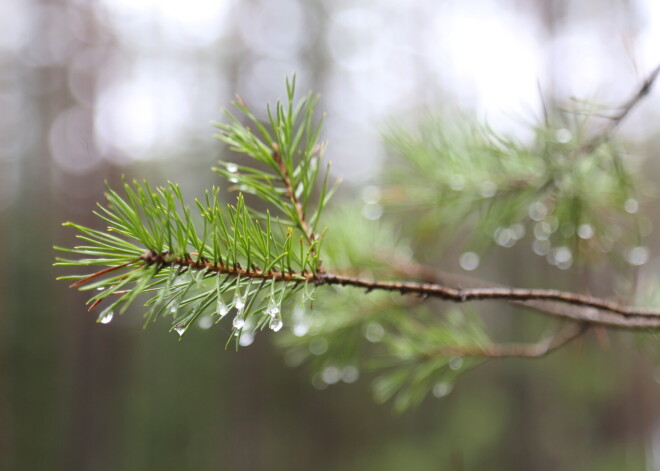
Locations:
459;252;480;271
549;246;572;269
96;287;105;291
239;332;254;347
364;322;385;343
293;322;309;337
197;316;213;330
533;222;552;241
226;162;238;173
555;128;572;143
341;366;360;383
626;246;649;266
292;306;309;336
577;224;594;240
217;298;229;317
433;381;453;398
532;239;551;256
269;317;284;332
361;186;381;204
173;324;186;336
309;337;328;355
449;357;463;371
449;174;465;191
293;305;305;319
98;311;114;324
555;246;572;263
494;227;516;247
528;202;548;221
321;366;341;385
479;181;497;198
624;198;639;214
265;299;280;318
362;203;383;220
233;292;246;311
232;315;245;330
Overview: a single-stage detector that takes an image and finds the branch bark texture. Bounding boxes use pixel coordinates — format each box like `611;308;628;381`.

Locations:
100;250;660;331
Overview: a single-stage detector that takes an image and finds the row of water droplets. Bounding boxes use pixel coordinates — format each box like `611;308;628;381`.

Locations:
167;273;285;339
226;276;285;335
226;163;283;334
311;365;361;390
430;357;464;399
359;178;497;222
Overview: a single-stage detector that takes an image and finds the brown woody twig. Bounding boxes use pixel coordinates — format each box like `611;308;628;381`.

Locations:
272;147;315;243
81;251;660;331
578;63;660;154
386;257;660;329
426;323;588;359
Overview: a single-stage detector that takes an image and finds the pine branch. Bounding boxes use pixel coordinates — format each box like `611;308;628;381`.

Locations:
55;73;660;331
56;75;660;411
67;246;660;330
139;249;312;283
212;76;339;242
385;256;660;329
314;273;660;324
55;180;320;338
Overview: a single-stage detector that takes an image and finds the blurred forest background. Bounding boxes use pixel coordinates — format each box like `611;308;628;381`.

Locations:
2;0;660;470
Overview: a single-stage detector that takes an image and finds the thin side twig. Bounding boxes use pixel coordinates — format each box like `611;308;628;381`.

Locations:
68;260;138;288
578;63;660;153
272;148;314;242
427;323;588;359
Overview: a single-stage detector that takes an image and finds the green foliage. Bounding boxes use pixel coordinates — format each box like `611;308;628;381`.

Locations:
319;205;410;274
383;113;644;267
277;206;491;411
56;77;653;412
56;77;332;346
370;309;488;412
212;76;339;238
278;108;652;411
55;181;315;340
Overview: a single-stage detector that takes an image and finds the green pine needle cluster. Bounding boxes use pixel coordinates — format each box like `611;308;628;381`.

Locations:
56;77;333;346
383;114;644;268
213;77;340;239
